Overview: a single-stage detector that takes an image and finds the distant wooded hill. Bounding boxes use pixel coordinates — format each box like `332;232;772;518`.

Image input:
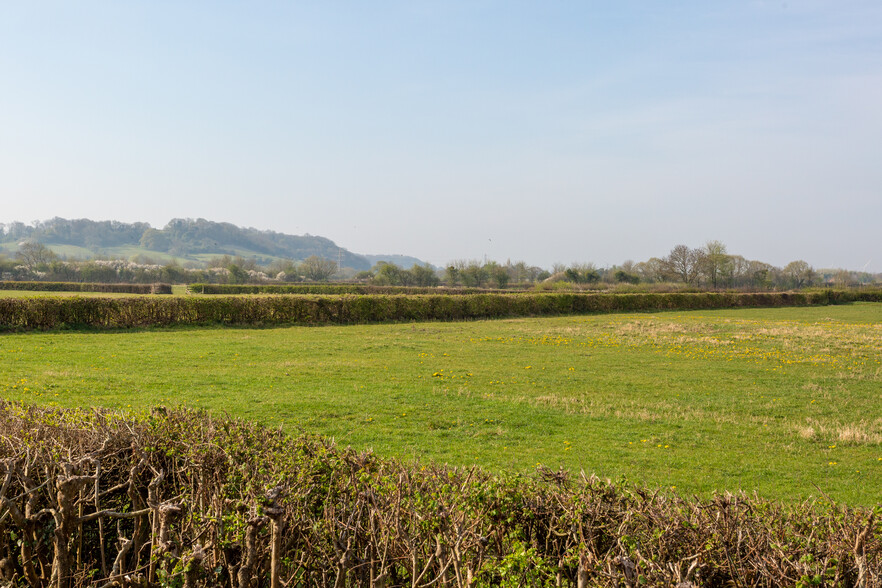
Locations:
0;218;429;271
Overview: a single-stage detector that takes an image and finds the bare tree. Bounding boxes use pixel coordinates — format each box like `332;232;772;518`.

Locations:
16;240;56;270
299;256;338;281
833;268;855;288
664;245;701;284
783;260;816;289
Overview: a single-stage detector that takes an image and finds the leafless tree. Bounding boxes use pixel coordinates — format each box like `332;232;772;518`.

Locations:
783;260;816;289
663;245;701;284
634;257;667;283
300;255;338;281
16;240;56;269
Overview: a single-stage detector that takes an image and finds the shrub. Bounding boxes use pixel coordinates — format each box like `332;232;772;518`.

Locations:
1;290;879;332
0;280;171;294
0;401;877;587
187;283;507;295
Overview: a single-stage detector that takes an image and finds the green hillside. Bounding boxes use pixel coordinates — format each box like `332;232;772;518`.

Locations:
0;217;429;270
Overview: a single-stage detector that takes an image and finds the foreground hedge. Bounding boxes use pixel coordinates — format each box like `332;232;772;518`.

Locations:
1;290;880;331
0;281;171;294
0;402;877;588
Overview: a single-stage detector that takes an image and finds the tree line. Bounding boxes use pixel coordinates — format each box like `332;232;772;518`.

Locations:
0;246;343;285
1;239;878;289
626;241;873;289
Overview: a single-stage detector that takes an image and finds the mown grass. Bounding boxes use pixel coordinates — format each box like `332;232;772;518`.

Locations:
1;303;879;504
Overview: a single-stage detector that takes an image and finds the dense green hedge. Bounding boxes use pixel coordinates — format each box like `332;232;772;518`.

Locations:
1;290;879;331
188;283;508;295
0;280;171;294
0;402;878;587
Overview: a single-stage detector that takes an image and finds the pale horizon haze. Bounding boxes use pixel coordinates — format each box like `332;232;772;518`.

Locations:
2;2;880;272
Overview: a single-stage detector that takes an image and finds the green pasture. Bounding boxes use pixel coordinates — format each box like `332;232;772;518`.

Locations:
0;241;188;264
0;240;288;265
1;303;879;504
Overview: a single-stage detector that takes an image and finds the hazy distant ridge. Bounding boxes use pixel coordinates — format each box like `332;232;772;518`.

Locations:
0;218;429;270
362;254;429;269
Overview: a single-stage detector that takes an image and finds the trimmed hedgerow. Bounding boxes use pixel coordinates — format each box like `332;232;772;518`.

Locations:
188;283;509;295
0;290;879;331
0;401;877;587
0;280;171;294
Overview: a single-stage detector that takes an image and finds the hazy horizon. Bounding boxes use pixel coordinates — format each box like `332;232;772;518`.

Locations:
2;2;880;272
1;215;877;275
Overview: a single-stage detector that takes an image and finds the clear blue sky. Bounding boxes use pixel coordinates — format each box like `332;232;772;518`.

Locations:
2;1;880;271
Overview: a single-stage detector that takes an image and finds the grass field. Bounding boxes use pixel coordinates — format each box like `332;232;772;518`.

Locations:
0;241;289;266
1;303;879;504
